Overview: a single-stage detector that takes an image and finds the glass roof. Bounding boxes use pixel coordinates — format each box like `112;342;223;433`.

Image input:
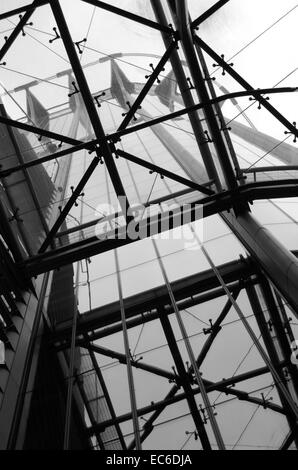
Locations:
1;0;298;451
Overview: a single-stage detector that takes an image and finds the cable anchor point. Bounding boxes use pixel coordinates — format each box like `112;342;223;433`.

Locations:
19;15;33;36
70;186;85;207
213;54;233;75
284;121;297;143
68;81;80;98
249;90;270;109
94;91;106;108
145;63;165;84
122;101;141;121
49;27;61;44
75;38;87;54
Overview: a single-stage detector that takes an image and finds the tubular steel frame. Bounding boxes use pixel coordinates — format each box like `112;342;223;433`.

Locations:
0;0;298;451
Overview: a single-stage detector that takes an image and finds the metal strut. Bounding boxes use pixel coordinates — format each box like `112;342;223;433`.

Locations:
153;240;226;450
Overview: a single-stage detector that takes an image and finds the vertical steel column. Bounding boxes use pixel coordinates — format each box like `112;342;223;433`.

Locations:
258;277;298;399
150;0;221;190
87;346;127;450
158;306;212;450
153;240;226;450
63;260;80;449
190;227;298;420
246;283;298;448
193;42;243;182
114;250;142;450
168;0;238;192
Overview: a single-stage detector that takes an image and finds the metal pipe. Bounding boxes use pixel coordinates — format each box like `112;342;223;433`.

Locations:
222;211;298;317
49;0;132;223
151;0;221;189
171;0;238;193
153;239;226;450
191;226;298;420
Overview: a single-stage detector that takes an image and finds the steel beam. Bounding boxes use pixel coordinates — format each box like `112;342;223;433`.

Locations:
0;87;293;180
50;0;132;223
52;258;255;341
85;343;177;383
0;0;42;62
118;41;177;131
0;1;48;21
158;306;211;450
151;0;221;189
222;211;298;316
171;0;238;194
116;149;214;195
81;0;173;34
246;284;298;446
38;156;100;253
20;179;298;275
0;115;80;147
86;364;282;436
195;36;298;140
192;0;230;29
86;345;127;450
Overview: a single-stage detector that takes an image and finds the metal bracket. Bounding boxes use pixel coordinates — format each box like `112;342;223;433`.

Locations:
75;38;87;54
145;63;165;84
68;81;80;98
213;54;233;75
49;27;61;44
284;121;297;143
94;91;106;108
261;393;273;410
70;186;85;207
18;15;33;36
249;91;270;110
122;101;141;121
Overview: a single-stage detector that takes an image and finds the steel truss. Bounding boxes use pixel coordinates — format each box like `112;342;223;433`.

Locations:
0;0;298;451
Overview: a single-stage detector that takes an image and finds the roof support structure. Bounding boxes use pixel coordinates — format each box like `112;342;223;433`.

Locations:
195;35;298;140
49;0;133;226
85;364;285;436
81;0;173;34
192;0;230;29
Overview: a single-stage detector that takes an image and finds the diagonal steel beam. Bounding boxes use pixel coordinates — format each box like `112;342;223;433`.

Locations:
192;0;230;29
195;36;298;139
0;0;43;62
86;364;284;436
38;156;99;253
86;345;127;450
107;87;298;143
0;114;80;146
0;140;94;179
280;425;298;450
81;0;173;34
118;41;177;131
195;289;240;368
158;306;211;450
85;343;177;382
50;0;132;223
0;87;294;179
116;149;214;195
0;0;49;22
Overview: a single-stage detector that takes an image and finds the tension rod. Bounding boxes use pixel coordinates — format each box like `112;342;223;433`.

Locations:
153;240;226;450
189;225;298;421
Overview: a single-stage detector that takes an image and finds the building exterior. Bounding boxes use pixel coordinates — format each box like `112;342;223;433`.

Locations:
0;0;298;450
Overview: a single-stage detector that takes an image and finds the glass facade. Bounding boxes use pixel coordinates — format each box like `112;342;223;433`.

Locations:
0;0;298;451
